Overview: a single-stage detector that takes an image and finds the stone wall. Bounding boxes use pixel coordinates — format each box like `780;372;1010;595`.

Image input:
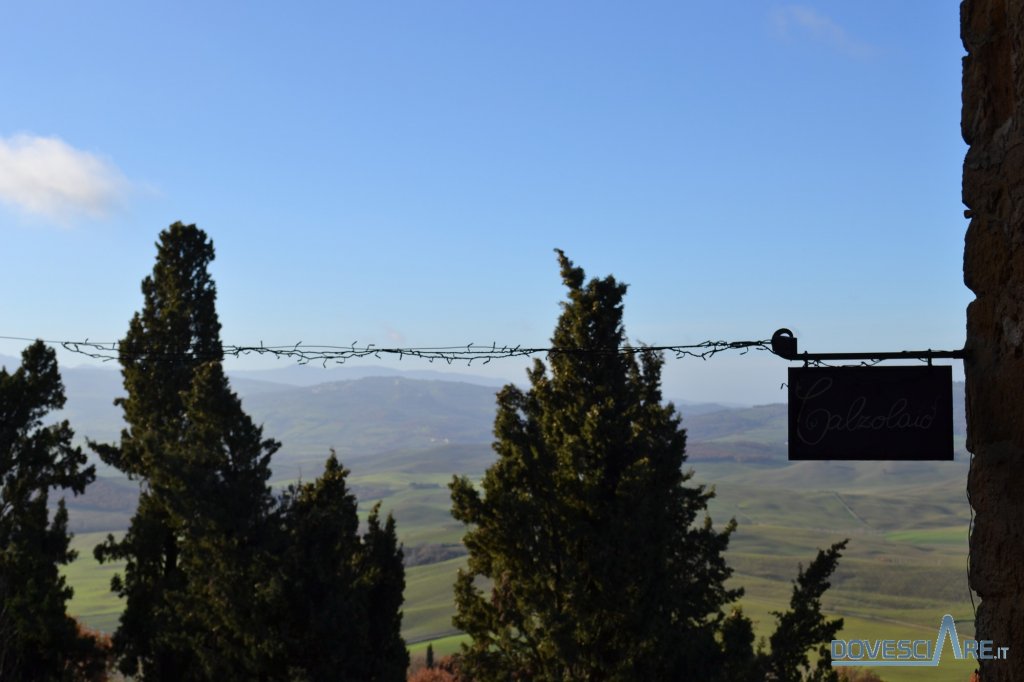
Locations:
963;0;1024;678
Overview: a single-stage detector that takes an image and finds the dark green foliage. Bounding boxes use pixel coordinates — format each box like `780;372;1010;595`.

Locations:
359;502;408;680
450;251;740;680
93;223;279;680
718;608;761;682
0;341;105;680
766;540;848;681
95;222;407;681
714;540;848;681
426;643;435;669
170;361;281;679
270;451;407;682
450;251;850;681
271;453;363;679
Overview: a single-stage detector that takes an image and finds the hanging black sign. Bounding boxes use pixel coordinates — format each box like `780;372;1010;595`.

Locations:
788;366;953;461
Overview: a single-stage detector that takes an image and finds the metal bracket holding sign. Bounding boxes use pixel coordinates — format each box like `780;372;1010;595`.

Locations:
770;328;966;365
770;329;964;461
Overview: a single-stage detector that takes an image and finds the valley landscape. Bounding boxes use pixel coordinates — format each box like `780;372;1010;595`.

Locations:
36;358;975;681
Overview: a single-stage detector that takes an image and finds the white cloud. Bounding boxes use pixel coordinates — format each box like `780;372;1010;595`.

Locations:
772;5;877;58
0;134;129;223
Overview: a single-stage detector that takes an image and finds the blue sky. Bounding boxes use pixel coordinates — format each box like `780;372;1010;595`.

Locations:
0;2;968;404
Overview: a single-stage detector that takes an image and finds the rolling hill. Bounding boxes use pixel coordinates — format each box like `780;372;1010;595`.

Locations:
10;358;972;682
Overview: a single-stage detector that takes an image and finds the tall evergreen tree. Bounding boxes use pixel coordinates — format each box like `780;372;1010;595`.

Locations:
95;222;409;681
170;361;279;679
0;341;105;680
765;540;847;681
357;500;408;680
93;222;279;680
270;452;367;680
717;541;848;682
450;251;740;680
269;451;408;682
450;251;849;681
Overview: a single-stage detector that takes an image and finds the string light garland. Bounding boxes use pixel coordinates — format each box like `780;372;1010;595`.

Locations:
0;335;773;366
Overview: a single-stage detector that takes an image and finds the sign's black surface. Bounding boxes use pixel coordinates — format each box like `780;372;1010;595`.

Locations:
788;366;953;461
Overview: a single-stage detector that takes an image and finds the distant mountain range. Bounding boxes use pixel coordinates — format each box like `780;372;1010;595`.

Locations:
1;351;967;474
0;355;506;456
229;363;508;388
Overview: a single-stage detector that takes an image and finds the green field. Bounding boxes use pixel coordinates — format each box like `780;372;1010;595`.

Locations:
64;531;124;636
62;430;981;680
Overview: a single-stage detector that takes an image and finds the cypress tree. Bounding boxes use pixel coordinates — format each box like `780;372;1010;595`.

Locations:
270;451;408;682
93;222;279;680
357;501;408;680
450;251;849;681
171;361;279;679
95;222;409;680
271;452;366;680
717;541;848;681
450;250;740;680
766;540;847;681
0;341;105;680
